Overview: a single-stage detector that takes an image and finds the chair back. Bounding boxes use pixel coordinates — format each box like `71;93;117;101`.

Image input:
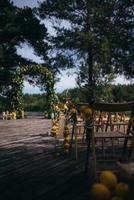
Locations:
92;102;134;133
93;102;134;113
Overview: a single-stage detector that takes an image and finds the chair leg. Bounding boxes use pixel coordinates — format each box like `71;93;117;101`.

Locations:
128;145;132;158
85;137;91;173
102;139;105;158
111;138;115;158
82;126;86;141
120;123;131;160
128;139;134;159
92;137;97;179
74;126;78;160
120;137;128;161
69;123;75;155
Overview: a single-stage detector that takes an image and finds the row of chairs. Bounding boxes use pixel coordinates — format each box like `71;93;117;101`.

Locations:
69;101;134;178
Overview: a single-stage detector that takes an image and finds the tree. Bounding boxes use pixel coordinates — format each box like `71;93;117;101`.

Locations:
0;0;48;97
38;0;134;103
23;93;47;111
112;84;134;102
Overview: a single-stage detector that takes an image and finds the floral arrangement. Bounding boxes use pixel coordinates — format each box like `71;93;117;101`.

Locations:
51;119;60;137
7;64;56;118
63;122;71;153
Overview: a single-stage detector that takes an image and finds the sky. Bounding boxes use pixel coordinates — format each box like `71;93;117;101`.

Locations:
12;0;132;94
12;0;77;94
12;0;44;8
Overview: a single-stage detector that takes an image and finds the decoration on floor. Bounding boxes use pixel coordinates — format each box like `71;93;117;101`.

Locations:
90;170;130;200
2;111;17;120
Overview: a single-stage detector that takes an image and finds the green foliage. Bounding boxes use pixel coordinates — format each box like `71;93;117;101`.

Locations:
112;84;134;102
23;94;47;111
0;0;48;97
1;84;133;112
57;84;134;103
57;88;87;103
38;0;134;103
8;64;56;115
0;1;59;117
1;0;133;111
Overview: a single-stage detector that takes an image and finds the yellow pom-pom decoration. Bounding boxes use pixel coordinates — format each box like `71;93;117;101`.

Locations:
100;171;117;190
12;112;16;119
115;183;129;198
63;130;70;137
84;108;92;118
80;106;92;119
64;136;70;142
63;123;70;153
91;183;111;200
51;125;58;137
63;125;70;137
64;143;70;150
80;105;88;114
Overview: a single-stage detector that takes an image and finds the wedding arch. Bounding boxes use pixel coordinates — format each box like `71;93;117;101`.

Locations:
10;64;56;118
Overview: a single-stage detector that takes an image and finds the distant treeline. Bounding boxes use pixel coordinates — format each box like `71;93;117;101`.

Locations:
58;84;134;104
23;93;47;111
0;84;133;112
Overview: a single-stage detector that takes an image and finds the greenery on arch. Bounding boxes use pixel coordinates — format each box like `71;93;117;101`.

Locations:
10;64;57;118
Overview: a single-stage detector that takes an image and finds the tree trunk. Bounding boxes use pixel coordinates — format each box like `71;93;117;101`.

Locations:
86;0;95;105
87;47;94;105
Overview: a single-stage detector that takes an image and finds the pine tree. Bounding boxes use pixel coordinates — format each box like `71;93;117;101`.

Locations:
0;0;48;94
38;0;134;103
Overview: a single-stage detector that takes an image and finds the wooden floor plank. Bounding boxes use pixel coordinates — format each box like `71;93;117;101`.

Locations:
0;117;133;200
0;118;90;200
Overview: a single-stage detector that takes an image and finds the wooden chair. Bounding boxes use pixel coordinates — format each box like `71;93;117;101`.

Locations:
85;101;134;177
69;117;85;159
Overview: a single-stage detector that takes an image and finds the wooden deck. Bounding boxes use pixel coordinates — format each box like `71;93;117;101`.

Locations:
0;117;90;200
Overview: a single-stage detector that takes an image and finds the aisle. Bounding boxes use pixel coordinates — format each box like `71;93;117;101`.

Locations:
0;118;90;200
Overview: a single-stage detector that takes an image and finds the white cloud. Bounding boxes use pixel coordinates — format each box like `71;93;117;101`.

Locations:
17;43;43;63
23;81;43;94
114;76;133;85
55;72;77;93
23;72;77;94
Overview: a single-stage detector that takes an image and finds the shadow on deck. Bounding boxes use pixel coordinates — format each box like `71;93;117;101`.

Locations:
0;142;91;200
0;118;133;200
